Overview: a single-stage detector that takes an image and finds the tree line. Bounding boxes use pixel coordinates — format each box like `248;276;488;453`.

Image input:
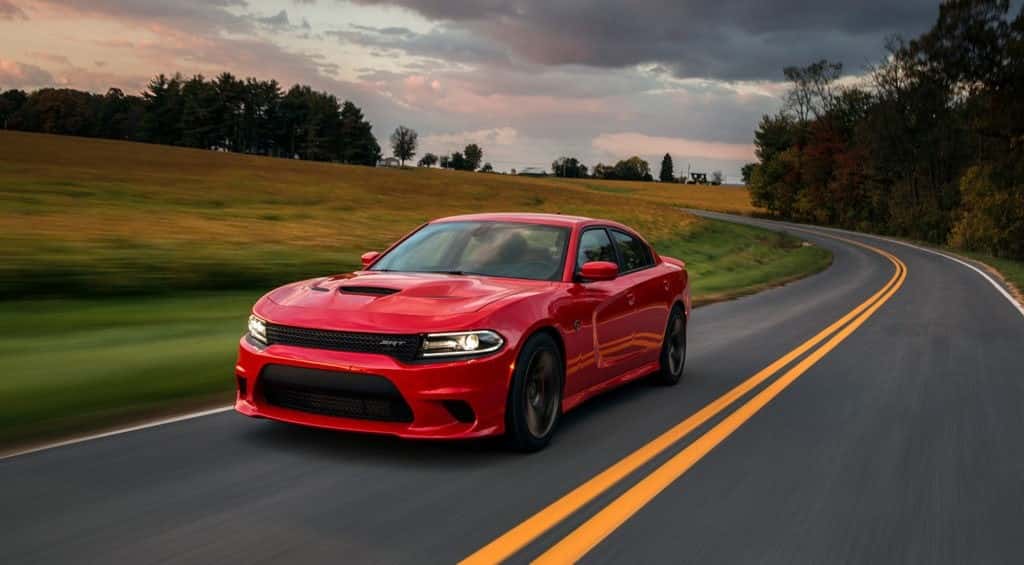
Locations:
0;72;381;165
746;0;1024;259
548;154;721;183
392;129;489;172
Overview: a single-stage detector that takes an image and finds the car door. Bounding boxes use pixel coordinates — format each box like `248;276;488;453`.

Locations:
609;228;668;363
573;227;642;389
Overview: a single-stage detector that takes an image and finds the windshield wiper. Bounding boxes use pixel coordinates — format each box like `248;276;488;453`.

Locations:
426;269;486;276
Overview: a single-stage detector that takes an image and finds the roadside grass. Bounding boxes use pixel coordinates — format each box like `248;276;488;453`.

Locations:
0;131;824;450
664;221;831;304
0;293;253;447
955;251;1024;300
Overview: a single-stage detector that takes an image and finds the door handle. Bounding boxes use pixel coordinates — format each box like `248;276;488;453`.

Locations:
626;293;636;307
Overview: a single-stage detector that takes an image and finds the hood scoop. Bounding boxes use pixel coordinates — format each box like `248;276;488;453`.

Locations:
338;286;400;296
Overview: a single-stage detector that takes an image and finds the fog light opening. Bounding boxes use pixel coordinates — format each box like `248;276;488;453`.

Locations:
442;400;476;423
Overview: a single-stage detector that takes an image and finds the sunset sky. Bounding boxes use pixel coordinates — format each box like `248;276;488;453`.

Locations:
0;0;939;179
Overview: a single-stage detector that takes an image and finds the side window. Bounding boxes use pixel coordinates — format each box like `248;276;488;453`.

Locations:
611;230;653;272
576;229;615;270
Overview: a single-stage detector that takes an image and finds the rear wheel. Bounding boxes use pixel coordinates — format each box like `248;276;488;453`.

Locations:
653;306;686;385
505;333;563;452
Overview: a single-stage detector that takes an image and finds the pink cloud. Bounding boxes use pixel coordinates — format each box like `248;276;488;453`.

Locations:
0;59;54;88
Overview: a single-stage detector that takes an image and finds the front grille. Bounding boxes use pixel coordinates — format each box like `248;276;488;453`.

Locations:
259;364;413;422
265;323;421;361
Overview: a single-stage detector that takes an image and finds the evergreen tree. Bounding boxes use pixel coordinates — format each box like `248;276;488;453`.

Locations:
659;153;674;182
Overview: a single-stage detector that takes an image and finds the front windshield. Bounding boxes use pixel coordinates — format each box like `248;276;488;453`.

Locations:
370;221;570;281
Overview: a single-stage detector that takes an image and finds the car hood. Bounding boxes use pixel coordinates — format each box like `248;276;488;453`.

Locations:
259;271;552;330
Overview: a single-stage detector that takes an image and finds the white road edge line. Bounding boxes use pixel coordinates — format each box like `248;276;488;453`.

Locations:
1;405;234;461
683;209;1024;321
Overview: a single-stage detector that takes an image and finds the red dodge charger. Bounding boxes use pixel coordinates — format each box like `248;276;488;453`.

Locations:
236;213;690;451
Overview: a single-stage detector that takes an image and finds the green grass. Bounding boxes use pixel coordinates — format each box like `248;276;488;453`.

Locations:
659;221;832;304
0;293;255;447
0;131;827;450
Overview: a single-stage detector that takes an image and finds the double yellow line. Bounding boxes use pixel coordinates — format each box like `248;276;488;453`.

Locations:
462;232;907;564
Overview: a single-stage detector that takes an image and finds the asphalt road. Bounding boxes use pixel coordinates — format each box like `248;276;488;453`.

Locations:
3;215;1023;564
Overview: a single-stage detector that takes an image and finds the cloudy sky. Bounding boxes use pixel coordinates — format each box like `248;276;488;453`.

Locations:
0;0;940;179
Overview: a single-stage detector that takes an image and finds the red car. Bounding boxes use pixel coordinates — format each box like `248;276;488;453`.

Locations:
235;213;690;451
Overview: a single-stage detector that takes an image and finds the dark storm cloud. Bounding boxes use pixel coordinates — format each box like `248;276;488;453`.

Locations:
35;0;253;33
352;0;939;79
327;23;514;67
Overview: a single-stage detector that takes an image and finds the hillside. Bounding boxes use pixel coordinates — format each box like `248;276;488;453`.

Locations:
1;130;759;298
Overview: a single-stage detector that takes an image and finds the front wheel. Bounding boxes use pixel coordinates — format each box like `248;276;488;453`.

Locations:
505;333;563;452
653;306;686;386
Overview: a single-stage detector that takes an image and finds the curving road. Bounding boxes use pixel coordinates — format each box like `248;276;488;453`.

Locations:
3;214;1023;564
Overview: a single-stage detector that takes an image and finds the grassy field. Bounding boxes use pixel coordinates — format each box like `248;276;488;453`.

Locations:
1;131;754;297
0;130;819;450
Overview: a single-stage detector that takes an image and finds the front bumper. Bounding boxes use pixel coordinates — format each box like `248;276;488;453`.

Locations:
234;336;516;439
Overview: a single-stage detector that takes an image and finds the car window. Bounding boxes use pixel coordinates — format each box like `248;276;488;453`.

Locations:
610;229;653;272
576;229;615;269
382;227;460;272
370;221;569;281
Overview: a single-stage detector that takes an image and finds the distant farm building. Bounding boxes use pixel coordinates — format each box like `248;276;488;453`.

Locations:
377;157;401;167
517;167;548;177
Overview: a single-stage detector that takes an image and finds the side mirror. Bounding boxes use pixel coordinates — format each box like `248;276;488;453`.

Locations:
579;261;618;282
360;251;380;268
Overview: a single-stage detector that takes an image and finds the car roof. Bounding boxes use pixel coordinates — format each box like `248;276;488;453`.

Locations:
432;212;614;228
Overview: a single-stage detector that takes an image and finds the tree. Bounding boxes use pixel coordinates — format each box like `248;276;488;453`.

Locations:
742;1;1024;257
180;75;219;148
612;156;651;181
242;78;282;154
213;72;245;151
0;71;385;166
0;89;28;129
463;143;483;171
592;162;612;179
21;88;99;136
390;125;418;166
418;152;438;167
552;156;587;178
141;73;185;145
710;170;723;185
96;88;145;140
439;154;450;169
481;162;494;173
783;59;843;123
337;100;380;166
741;163;756;185
448;152;466;170
659;153;674;182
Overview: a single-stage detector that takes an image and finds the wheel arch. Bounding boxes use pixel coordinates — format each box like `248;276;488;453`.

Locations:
522;324;567;391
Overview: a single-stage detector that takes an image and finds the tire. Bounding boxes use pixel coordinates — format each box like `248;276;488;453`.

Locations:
505;333;564;452
653;305;686;386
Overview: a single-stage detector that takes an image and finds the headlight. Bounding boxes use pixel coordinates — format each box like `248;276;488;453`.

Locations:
420;330;504;358
247;315;267;344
